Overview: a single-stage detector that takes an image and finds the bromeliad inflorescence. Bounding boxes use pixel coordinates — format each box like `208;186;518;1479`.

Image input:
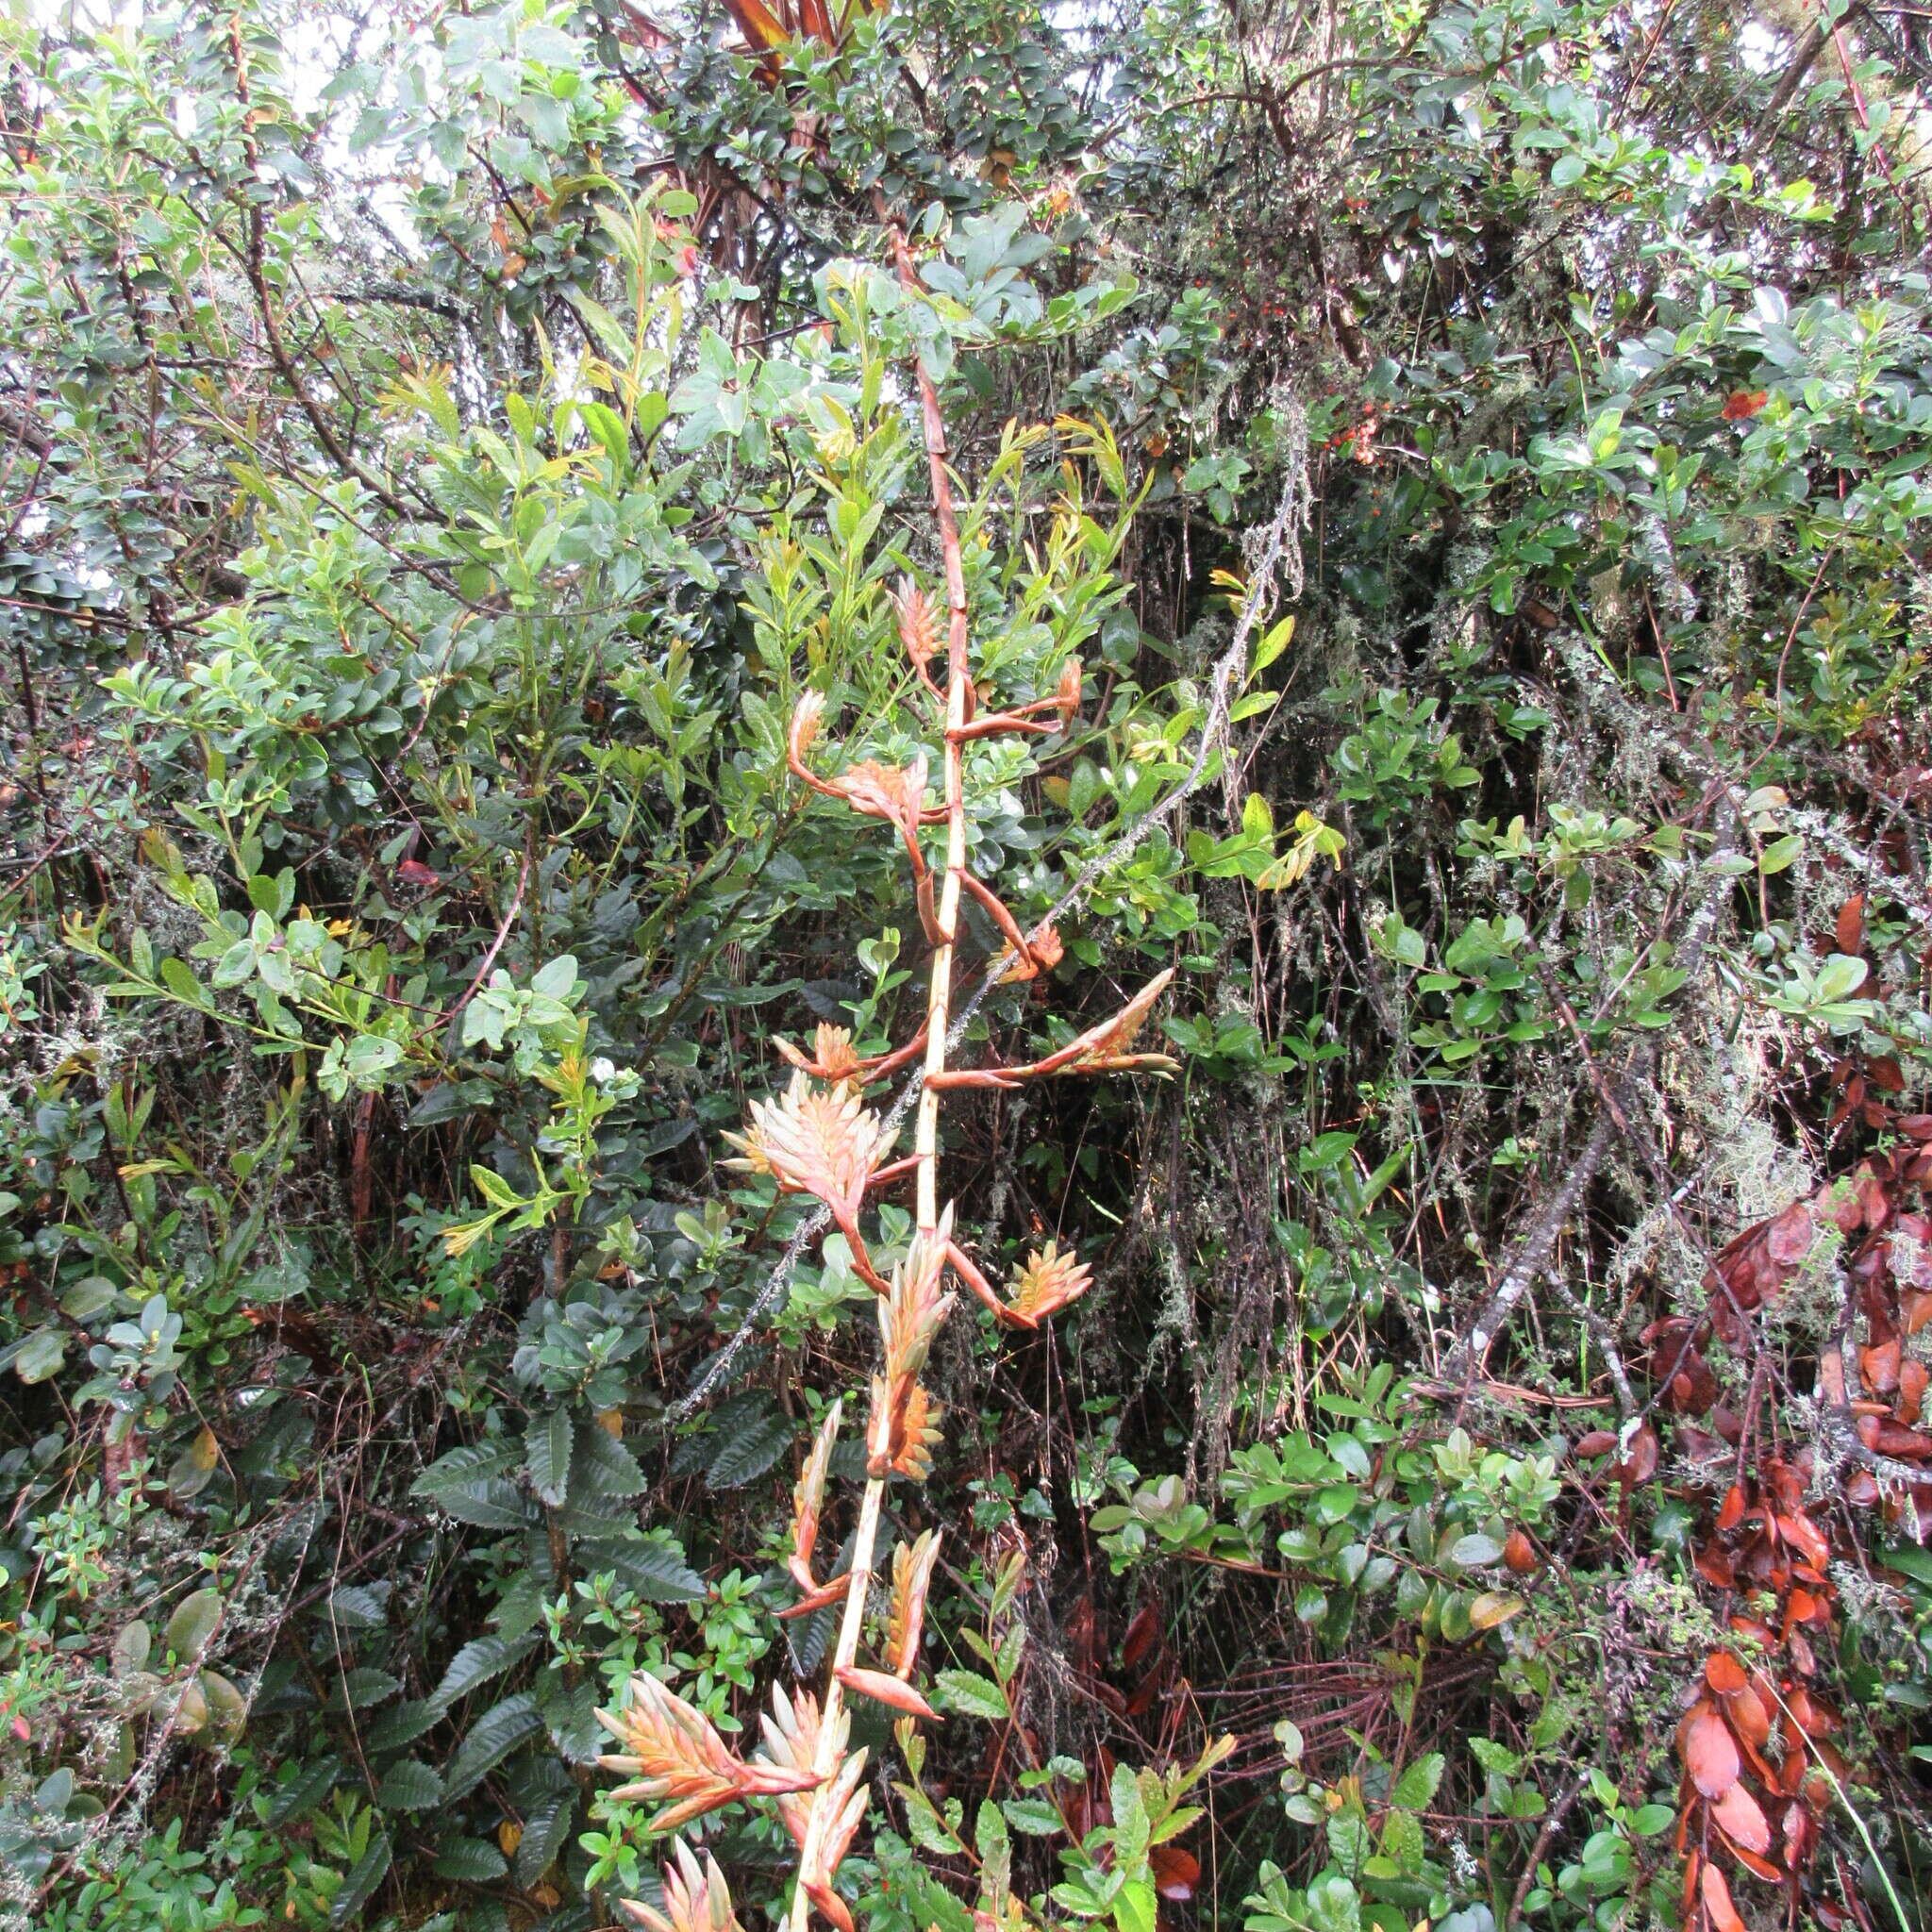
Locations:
597;210;1180;1932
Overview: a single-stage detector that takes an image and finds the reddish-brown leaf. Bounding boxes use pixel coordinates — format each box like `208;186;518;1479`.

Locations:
1870;1055;1906;1092
1721;389;1769;421
1150;1846;1200;1901
1680;1705;1741;1798
1777;1513;1831;1569
1872;1420;1932;1459
1699;1861;1747;1932
1705;1652;1748;1697
1835;895;1866;957
1765;1200;1815;1267
1694;1543;1737;1588
1503;1528;1539;1574
1120;1602;1163;1673
1782;1800;1812;1869
1725;1683;1773;1750
1709;1780;1772;1855
1897;1357;1927;1426
1715;1483;1747;1532
1862;1337;1903;1394
1574;1430;1619;1457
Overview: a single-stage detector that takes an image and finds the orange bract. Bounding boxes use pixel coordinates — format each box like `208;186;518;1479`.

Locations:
834;1664;938;1720
775;1024;865;1083
1005;1241;1095;1326
886;1529;941;1678
889;1380;944;1480
783;1402;850;1617
870;1228;956;1478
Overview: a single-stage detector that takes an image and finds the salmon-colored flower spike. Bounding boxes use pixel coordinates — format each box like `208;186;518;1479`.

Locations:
774;1021;931;1086
835;1664;938;1720
757;1683;838;1852
799;1745;870;1932
722;1072;897;1287
927;967;1181;1091
759;1687;870;1931
868;1227;956;1474
886;1529;941;1678
1004;1241;1094;1327
596;1672;821;1832
782;1402;852;1620
891;575;944;703
620;1840;745;1932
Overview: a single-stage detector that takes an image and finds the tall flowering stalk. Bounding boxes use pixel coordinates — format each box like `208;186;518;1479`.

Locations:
598;215;1176;1932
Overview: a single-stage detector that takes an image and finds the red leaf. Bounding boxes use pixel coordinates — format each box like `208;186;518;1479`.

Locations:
1715;1483;1747;1532
1709;1780;1772;1855
1721;389;1769;421
396;858;441;887
1680;1705;1741;1797
1503;1528;1539;1574
1575;1430;1619;1457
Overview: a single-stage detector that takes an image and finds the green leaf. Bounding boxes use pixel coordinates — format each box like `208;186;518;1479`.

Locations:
411;1441;530;1529
59;1275;120;1320
515;1783;577;1886
525;1409;574;1507
578;1530;708;1604
326;1667;401;1713
1448;1533;1504;1569
365;1699;441;1753
572;1422;647;1501
707;1405;794;1490
529;954;578;1000
426;1632;540;1713
1001;1796;1064;1835
10;1326;66;1384
1814;953;1869;1004
935;1670;1009;1721
330;1831;392;1927
1114;1877;1158;1932
431;1837;508;1881
375;1759;444;1810
441;1691;543;1799
165;1588;223;1660
1391;1752;1444;1810
267;1755;341;1824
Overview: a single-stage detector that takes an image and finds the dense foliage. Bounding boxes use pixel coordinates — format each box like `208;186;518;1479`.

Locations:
3;1;1931;1929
